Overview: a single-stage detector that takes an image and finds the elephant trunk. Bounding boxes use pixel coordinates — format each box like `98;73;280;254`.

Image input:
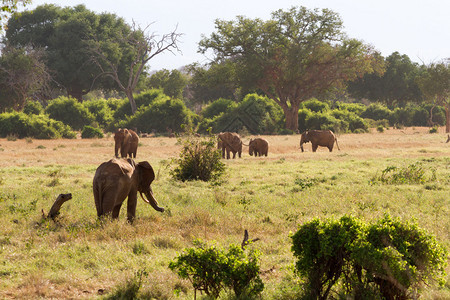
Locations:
140;191;164;212
300;140;305;152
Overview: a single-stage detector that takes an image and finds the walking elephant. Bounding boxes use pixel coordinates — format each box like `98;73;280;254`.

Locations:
248;137;269;157
114;128;139;158
217;132;242;159
93;158;164;222
300;130;340;152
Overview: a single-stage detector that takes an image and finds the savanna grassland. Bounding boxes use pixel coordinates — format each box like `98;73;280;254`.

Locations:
0;128;449;299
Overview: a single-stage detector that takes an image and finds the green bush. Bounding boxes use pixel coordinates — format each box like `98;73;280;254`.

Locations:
291;215;447;299
0;111;76;139
361;103;392;121
304;112;344;132
297;108;312;133
201;98;236;119
123;98;194;134
169;240;264;299
45;96;95;130
372;162;435;185
112;89;169;120
171;133;225;182
376;125;384;132
81;126;104;139
429;126;438;133
23;100;44;115
301;98;329;112
83;99;114;128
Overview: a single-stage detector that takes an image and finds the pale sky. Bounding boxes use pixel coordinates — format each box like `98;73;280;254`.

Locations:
26;0;450;71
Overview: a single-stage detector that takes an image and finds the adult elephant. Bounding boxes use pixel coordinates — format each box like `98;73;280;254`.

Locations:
300;130;340;152
217;132;242;159
114;128;139;158
248;137;269;157
93;158;164;222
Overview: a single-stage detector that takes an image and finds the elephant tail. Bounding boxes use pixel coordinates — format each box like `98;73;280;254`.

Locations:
335;137;341;150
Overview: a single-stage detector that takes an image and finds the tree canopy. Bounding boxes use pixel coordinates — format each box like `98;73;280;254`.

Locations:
4;4;136;101
199;6;385;130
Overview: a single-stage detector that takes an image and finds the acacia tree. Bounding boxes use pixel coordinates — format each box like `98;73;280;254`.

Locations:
89;23;182;114
416;62;450;132
199;6;384;131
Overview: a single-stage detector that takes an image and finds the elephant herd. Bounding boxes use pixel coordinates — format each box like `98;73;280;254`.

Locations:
93;128;339;222
217;129;340;159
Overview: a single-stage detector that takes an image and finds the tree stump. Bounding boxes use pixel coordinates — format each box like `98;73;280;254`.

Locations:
47;193;72;219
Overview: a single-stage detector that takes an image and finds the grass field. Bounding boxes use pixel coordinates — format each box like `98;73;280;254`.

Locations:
0;127;449;299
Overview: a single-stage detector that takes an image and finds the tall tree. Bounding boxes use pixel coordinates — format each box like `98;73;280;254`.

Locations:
199;6;384;131
416;62;450;132
4;4;133;101
146;69;188;99
89;23;182;114
0;46;50;111
0;0;30;31
348;52;422;107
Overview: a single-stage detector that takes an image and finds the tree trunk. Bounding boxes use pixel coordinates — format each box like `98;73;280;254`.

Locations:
126;89;138;115
283;103;301;132
445;103;450;133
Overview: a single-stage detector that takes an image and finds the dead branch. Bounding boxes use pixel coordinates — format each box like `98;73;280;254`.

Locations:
46;193;72;219
241;229;260;249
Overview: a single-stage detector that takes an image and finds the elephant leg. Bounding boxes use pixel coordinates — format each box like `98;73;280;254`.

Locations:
112;203;123;219
226;149;231;159
328;145;333;152
126;193;137;223
100;184;128;218
232;151;236;159
312;144;318;152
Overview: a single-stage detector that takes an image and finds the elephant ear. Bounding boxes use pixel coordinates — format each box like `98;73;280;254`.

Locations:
137;161;156;188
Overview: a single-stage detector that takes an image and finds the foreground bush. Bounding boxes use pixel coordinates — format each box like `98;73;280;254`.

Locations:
169;240;264;299
291;215;447;299
171;133;225;182
0;111;76;139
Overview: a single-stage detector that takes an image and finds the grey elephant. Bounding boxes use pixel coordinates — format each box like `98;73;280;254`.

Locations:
300;130;340;152
93;158;164;222
217;132;242;159
114;128;139;158
248;137;269;156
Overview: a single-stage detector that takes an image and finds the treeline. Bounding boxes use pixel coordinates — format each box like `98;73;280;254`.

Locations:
0;89;446;139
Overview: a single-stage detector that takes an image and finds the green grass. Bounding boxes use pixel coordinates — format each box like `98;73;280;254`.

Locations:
0;153;449;298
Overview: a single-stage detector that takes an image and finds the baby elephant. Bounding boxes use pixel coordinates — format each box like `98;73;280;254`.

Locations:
248;137;269;157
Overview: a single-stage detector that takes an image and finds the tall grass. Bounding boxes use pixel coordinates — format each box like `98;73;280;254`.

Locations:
0;132;448;299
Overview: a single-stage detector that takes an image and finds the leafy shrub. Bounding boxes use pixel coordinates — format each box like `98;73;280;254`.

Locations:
429;126;438;133
107;270;147;300
0;111;76;139
201;98;236;119
45;96;95;130
123;98;194;134
373;163;435;184
83;99;114;128
361;103;392;121
23;100;44;115
112;89;169;120
171;133;225;182
169;240;264;299
297;108;312;133
301;98;329;112
376;125;384;132
304;112;345;132
291;215;447;300
81;126;104;139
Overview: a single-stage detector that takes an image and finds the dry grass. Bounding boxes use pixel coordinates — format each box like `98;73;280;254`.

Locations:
0;127;449;299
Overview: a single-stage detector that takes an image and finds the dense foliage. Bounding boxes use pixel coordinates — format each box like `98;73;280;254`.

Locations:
169;240;264;298
171;133;225;182
45;97;95;131
291;215;448;299
81;125;104;139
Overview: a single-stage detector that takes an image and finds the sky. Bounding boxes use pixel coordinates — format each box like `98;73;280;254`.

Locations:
27;0;450;71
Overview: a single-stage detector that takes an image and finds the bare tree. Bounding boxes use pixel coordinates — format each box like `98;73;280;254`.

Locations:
90;23;182;114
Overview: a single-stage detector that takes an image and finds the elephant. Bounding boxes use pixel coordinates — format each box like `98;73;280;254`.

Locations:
248;137;269;156
300;130;340;152
446;134;450;143
217;132;242;159
114;128;139;158
93;158;164;222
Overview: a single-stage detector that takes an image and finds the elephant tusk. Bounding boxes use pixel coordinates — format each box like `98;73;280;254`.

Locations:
139;191;150;204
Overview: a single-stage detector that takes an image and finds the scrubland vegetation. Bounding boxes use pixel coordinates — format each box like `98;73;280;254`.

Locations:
0;129;448;299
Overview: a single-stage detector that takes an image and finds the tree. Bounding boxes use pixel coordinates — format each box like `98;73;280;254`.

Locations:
0;0;30;31
199;6;384;131
89;23;182;114
146;69;188;99
4;4;134;101
348;52;422;107
0;46;50;111
416;61;450;132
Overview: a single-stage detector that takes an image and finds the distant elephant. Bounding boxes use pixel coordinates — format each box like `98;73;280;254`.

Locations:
114;128;139;158
300;130;340;152
93;158;164;222
248;137;269;156
217;132;242;159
